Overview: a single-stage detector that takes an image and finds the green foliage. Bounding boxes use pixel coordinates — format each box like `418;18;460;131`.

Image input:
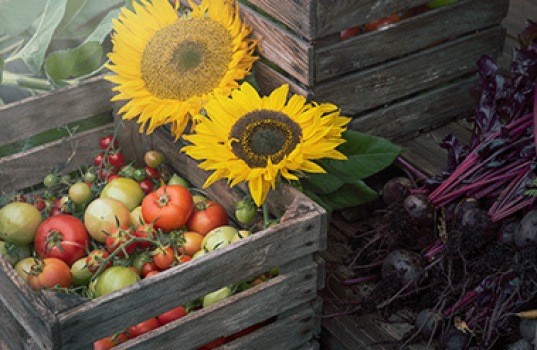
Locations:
300;130;404;215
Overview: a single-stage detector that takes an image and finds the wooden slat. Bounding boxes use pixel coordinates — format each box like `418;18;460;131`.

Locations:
315;0;509;81
0;124;114;194
0;257;57;349
314;26;505;116
0;75;113;147
0;298;40;350
254;61;310;98
114;263;320;349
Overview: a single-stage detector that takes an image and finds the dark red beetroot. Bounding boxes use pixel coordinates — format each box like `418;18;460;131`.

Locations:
497;219;520;246
453;197;480;220
403;193;434;227
460;208;496;241
381;249;423;290
514;210;537;249
382;176;412;206
415;308;444;337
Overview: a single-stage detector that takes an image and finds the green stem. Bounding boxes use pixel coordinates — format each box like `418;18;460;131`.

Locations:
262;202;270;229
2;71;53;91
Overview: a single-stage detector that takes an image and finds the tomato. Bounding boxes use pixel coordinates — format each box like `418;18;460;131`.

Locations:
138;179;155;195
86;248;113;274
144;270;160;278
43;174;59;188
426;0;459;8
71;257;93;286
94;266;140;297
127;318;161;338
158;305;187;325
14;257;37;282
94;153;106;167
107;175;122;183
178;231;204;256
144;166;160;179
363;13;401;32
0;241;31;266
8;194;26;203
0;202;43;245
130;206;145;228
202;226;238;252
141;261;160;277
84;198;131;242
186;199;228;235
27;258;72;291
100;134;118;150
235;199;256;224
108;151;125;169
135;224;157;250
34;214;90;266
340;26;360;40
197;337;227;350
101;178;144;211
49;207;63;217
202;286;232;307
142;185;194;232
177;254;192;263
98;168;117;181
144;150;165;169
133;168;147;181
132;252;153;273
105;226;138;258
128;266;141;276
153;246;176;270
94;331;130;350
168;174;189;188
231;230;252;243
29;196;46;212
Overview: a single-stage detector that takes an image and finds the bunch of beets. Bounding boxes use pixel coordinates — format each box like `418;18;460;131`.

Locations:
343;21;537;349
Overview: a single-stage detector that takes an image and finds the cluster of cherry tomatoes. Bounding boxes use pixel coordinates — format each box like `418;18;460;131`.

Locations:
0;132;270;350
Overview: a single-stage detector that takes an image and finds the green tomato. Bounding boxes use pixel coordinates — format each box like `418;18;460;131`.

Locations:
84;171;97;183
235;199;256;224
202;225;238;252
133;168;147;181
94;266;140;298
202;286;232;308
71;258;93;286
0;241;31;266
14;257;37;282
168;174;189;188
100;177;144;211
43;174;58;188
132;252;153;273
426;0;459;8
0;202;43;245
119;164;137;179
69;182;92;205
192;249;206;259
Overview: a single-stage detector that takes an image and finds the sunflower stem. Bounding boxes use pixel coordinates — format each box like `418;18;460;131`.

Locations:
262;202;270;229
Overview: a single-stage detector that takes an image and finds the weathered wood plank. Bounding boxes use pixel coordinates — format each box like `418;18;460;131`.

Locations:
314;26;504;116
254;61;310;98
315;0;509;81
114;263;320;349
0;75;113;148
0;124;114;194
0;257;57;349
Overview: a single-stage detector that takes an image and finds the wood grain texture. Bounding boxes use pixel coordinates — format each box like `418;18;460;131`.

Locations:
0;75;113;148
314;26;505;115
316;0;509;81
0;124;114;193
254;61;310;98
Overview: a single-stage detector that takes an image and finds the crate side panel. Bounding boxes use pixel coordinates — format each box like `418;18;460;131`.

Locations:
0;124;114;193
0;75;113;148
315;0;431;38
114;261;320;349
0;257;57;349
316;0;509;81
348;76;478;142
254;61;310;98
58;213;324;348
0;299;39;350
313;26;504;116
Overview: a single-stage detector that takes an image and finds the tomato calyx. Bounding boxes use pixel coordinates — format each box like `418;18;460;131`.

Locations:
28;258;45;276
44;230;66;254
153;189;171;208
193;199;214;211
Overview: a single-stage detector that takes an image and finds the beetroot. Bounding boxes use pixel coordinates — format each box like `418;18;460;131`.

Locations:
403;193;434;227
382;176;412;206
381;249;423;290
461;208;496;241
514;210;537;249
415;308;443;337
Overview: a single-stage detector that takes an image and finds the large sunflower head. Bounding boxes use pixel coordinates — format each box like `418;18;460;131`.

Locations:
182;82;351;206
105;0;259;138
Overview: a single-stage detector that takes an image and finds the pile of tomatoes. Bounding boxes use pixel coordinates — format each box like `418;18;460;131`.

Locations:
0;133;272;349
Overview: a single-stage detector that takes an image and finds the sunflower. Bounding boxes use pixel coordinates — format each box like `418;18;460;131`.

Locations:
105;0;259;138
182;82;351;206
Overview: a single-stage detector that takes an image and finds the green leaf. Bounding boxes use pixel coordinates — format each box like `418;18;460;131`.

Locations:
83;8;121;44
45;41;103;82
313;180;378;212
0;0;46;36
9;0;68;74
318;130;404;181
300;171;345;195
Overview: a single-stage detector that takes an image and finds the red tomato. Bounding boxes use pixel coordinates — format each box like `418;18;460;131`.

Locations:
197;337;227;350
34;214;91;266
144;270;160;278
108;152;125;169
138;179;155;195
135;224;157;250
98;168;117;181
153;246;176;270
94;331;130;350
340;26;360;40
128;266;141;276
177;254;192;263
364;14;401;32
144;166;160;179
142;185;194;232
100;135;118;150
157;306;187;325
105;226;138;258
27;258;72;291
142;262;160;277
49;207;63;217
186;200;228;235
29;196;46;211
178;231;204;256
107;175;122;183
86;248;113;274
94;153;106;167
127;318;161;338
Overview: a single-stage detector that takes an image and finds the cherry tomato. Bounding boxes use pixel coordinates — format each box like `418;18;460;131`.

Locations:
128;266;141;276
98;168;116;181
144;270;160;278
107;175;122;183
340;26;360;40
177;254;192;263
9;194;26;203
69;182;92;205
138;179;155;195
141;262;160;277
86;248;113;274
94;153;106;167
186;199;228;235
364;14;401;33
157;306;187;325
133;168;147;181
144;167;160;179
29;196;46;211
142;185;194;232
153;246;176;270
108;152;125;169
34;214;91;266
144;150;165;169
127;318;161;338
84;171;97;183
105;226;138;258
100;134;118;150
43;174;58;188
27;258;72;291
135;224;157;250
94;331;130;350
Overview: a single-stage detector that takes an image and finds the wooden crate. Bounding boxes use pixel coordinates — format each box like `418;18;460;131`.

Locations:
0;75;327;349
182;0;508;142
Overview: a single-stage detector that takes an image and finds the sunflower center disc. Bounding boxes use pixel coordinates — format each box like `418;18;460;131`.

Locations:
230;110;302;168
141;17;233;101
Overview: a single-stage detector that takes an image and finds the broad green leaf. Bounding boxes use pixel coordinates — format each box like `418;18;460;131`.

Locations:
83;8;121;44
0;0;45;36
45;41;103;82
9;0;68;74
313;180;378;212
318;130;404;181
300;171;344;195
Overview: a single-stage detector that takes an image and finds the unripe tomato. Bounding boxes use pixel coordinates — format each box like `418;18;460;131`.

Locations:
177;231;204;256
202;226;238;252
14;257;37;282
68;182;92;205
144;150;165;169
84;198;131;242
0;202;43;245
202;286;232;307
101;178;144;211
71;257;93;286
0;241;31;266
94;266;140;297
